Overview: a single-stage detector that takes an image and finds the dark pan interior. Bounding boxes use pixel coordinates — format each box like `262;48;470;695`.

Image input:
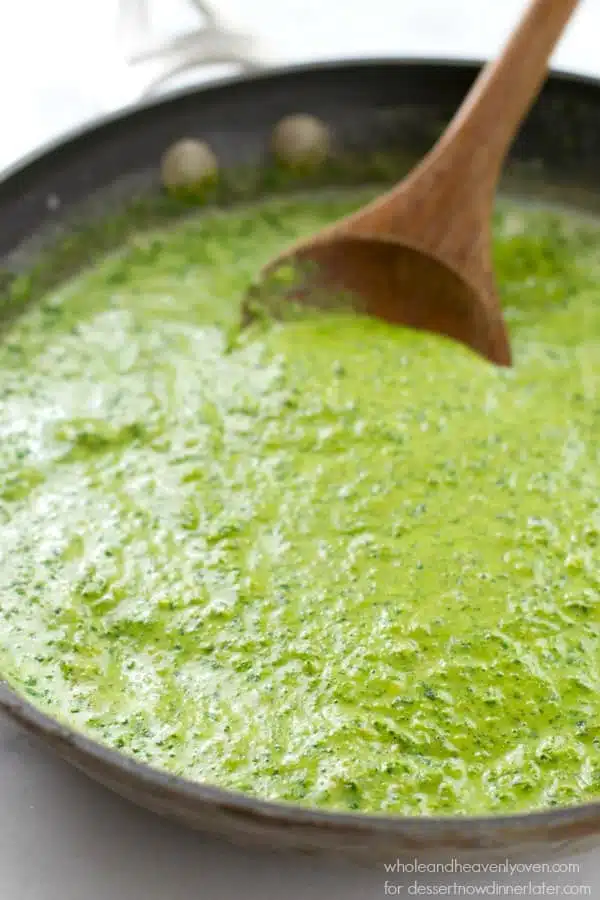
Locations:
3;59;600;265
2;59;600;864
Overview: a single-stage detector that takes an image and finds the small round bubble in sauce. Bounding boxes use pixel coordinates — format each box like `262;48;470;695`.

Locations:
161;139;218;195
271;114;331;169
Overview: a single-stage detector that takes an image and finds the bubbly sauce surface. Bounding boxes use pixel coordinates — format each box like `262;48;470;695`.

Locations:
1;195;600;816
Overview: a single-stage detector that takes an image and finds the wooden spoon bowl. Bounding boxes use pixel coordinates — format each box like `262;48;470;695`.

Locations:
253;234;509;365
246;0;581;367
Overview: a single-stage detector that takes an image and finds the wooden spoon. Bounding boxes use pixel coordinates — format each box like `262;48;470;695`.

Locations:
246;0;580;367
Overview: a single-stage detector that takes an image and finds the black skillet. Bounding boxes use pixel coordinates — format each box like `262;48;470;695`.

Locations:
1;60;600;864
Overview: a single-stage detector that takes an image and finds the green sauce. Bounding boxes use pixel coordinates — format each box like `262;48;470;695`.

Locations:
1;193;600;817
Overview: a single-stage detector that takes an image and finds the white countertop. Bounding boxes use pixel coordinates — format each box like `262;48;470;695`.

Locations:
1;2;600;897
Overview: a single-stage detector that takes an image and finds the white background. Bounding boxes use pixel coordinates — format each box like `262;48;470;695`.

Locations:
1;2;599;897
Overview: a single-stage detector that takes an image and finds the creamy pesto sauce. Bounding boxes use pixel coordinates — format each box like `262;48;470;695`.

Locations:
1;194;600;817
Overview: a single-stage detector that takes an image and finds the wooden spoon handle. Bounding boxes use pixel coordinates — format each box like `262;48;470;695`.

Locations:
438;0;581;183
346;0;581;276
